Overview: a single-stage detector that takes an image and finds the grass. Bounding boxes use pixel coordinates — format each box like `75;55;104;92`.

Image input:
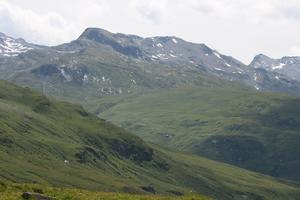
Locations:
0;183;210;200
92;86;300;181
0;80;300;200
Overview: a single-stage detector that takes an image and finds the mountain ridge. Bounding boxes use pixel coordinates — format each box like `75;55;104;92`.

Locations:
0;32;44;58
1;27;300;104
249;53;300;81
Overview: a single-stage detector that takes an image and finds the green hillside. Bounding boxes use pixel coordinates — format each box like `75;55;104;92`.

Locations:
0;183;210;200
94;86;300;181
1;80;300;200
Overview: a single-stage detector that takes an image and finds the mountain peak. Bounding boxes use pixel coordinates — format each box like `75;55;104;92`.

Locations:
253;53;272;60
249;54;275;68
78;27;143;42
78;27;113;40
0;32;6;38
249;53;300;81
0;33;37;57
282;56;300;60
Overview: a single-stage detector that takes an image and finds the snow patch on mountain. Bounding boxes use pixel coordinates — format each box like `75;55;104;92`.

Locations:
225;63;231;67
157;43;163;48
215;68;224;71
272;63;285;70
157;53;168;59
0;34;34;57
213;52;222;59
254;73;258;81
59;68;72;82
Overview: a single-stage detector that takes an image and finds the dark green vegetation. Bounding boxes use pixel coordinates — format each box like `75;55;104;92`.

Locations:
0;183;211;200
92;86;300;182
1;81;300;200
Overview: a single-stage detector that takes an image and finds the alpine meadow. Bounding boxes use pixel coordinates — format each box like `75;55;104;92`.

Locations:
1;1;300;200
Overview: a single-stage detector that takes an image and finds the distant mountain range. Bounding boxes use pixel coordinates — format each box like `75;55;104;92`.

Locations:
1;28;300;103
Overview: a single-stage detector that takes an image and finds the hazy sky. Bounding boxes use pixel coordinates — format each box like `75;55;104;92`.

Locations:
1;0;300;63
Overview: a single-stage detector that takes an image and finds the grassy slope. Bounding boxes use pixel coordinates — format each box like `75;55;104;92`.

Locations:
0;81;300;200
94;86;300;181
0;183;210;200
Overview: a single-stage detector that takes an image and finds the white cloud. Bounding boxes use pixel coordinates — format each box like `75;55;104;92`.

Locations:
132;0;166;24
291;46;300;56
0;0;116;45
0;1;77;45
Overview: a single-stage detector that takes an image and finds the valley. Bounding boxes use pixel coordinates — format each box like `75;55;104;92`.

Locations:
93;86;300;181
1;27;300;199
1;81;300;199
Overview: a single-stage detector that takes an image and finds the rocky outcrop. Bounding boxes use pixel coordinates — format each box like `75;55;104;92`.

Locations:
22;192;56;200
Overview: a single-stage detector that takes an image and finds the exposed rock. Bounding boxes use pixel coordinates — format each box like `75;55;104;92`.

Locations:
140;186;156;194
22;192;56;200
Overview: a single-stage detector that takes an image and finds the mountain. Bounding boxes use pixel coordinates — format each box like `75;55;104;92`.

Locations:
1;28;300;105
1;80;300;200
250;54;300;82
0;32;41;58
0;29;239;103
1;28;300;188
92;85;300;182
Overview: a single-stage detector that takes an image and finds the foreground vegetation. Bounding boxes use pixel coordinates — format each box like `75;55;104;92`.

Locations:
0;183;210;200
1;81;300;200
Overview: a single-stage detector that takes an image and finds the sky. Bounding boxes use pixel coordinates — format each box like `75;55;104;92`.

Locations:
0;0;300;64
